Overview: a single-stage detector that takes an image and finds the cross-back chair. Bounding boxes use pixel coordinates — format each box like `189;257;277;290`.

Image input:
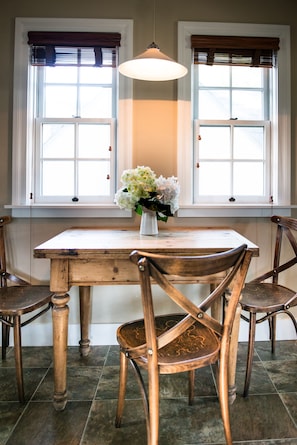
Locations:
240;215;297;397
0;216;53;403
115;244;252;445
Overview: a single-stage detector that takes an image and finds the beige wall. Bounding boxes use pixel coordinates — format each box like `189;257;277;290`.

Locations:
1;0;297;344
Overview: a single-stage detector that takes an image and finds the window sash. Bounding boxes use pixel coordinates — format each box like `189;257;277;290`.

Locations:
34;118;115;204
193;120;271;204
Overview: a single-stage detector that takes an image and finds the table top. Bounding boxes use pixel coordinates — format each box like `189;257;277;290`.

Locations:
34;227;259;260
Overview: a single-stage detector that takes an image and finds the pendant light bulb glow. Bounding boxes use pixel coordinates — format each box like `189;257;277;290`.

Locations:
118;42;188;81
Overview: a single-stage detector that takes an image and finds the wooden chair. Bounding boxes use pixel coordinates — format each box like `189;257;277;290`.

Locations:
0;216;53;403
115;244;252;445
240;215;297;397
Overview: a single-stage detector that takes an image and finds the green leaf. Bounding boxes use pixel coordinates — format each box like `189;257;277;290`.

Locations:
157;212;168;222
135;204;143;215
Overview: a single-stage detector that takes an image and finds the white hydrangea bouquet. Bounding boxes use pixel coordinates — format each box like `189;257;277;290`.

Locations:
115;166;180;222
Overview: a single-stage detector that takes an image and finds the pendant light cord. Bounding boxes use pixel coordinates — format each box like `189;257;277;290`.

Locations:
153;0;156;43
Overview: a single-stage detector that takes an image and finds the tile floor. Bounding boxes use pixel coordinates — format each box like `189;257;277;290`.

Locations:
0;341;297;445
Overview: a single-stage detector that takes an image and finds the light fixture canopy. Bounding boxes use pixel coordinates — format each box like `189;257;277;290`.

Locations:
118;42;188;81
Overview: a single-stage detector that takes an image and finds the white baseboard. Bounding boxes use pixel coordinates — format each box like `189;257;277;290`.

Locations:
1;319;296;347
12;323;122;347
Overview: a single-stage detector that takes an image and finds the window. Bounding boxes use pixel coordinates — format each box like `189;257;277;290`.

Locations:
9;18;133;217
177;22;291;217
194;64;271;204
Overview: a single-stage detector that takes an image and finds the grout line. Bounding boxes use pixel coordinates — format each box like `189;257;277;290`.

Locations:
79;345;111;445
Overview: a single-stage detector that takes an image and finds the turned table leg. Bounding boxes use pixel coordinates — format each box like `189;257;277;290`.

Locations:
79;286;91;356
52;292;69;411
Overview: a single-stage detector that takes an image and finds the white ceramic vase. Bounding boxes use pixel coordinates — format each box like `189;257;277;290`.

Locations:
140;208;158;236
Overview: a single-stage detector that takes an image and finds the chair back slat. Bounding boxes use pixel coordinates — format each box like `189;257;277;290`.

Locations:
148;260;224;336
0;216;11;287
0;216;30;288
251;215;297;285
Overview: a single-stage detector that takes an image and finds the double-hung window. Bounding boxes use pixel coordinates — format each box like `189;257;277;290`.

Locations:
192;35;279;205
10;18;133;217
29;31;120;204
177;22;291;217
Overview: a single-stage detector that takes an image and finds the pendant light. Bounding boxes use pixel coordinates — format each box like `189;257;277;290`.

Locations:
118;0;187;81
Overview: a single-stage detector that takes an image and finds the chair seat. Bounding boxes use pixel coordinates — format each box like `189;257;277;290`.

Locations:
0;286;53;316
241;282;297;313
117;314;220;372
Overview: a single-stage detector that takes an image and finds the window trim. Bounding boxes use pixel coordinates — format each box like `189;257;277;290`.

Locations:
177;21;292;218
7;17;133;218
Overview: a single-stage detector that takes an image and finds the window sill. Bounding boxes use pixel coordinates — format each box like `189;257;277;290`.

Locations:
4;204;132;218
4;204;297;219
177;205;297;218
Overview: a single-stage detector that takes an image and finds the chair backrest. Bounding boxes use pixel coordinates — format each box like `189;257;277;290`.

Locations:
0;216;29;288
129;244;252;358
251;215;297;286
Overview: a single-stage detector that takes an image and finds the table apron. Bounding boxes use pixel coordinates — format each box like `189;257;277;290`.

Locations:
49;258;224;292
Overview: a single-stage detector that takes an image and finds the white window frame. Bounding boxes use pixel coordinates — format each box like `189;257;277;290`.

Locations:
8;17;133;218
177;21;292;218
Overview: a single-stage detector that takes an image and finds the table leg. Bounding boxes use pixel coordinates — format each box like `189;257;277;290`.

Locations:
79;286;91;356
52;293;69;411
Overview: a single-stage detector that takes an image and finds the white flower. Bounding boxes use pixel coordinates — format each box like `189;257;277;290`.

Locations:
156;175;180;214
114;166;180;222
114;188;137;209
120;166;157;200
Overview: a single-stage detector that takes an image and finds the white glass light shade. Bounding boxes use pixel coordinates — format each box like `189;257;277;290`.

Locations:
118;43;188;81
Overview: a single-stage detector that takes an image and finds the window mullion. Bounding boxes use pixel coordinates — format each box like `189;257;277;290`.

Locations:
74;122;79;200
230;124;234;198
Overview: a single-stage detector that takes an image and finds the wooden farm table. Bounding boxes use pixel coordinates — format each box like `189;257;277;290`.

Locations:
34;227;259;410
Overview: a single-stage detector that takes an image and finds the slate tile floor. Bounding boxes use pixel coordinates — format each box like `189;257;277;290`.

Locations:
0;341;297;444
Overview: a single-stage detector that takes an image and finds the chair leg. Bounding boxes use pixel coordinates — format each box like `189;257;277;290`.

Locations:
218;357;232;445
2;317;11;360
5;323;10;350
148;367;159;445
13;315;25;403
243;312;257;398
1;323;6;359
2;322;7;359
115;350;128;428
188;369;195;405
270;314;276;354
